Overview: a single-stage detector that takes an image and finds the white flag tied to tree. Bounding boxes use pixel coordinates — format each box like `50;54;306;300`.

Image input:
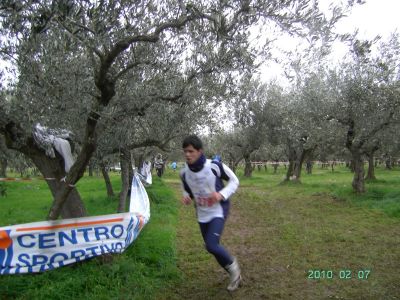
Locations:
138;162;152;186
0;173;150;274
32;123;75;173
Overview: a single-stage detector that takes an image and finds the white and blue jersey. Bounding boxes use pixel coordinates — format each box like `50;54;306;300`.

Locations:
180;159;239;223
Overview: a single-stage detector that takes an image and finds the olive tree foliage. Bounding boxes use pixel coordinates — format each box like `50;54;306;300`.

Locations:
203;130;244;173
279;71;348;183
227;77;282;177
0;0;351;219
324;35;400;193
97;90;212;211
377;123;400;169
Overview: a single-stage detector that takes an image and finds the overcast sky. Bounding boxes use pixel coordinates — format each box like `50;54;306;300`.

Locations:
260;0;400;83
334;0;400;39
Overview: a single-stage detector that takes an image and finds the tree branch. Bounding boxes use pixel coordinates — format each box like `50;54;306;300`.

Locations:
114;59;155;80
358;111;394;148
58;20;103;59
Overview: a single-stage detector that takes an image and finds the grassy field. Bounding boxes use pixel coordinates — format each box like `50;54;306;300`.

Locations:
0;175;180;300
1;165;400;299
161;165;400;299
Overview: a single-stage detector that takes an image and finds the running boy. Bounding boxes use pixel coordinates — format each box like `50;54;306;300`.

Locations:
179;135;241;291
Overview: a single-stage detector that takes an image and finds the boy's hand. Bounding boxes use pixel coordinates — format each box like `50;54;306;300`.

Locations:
206;192;224;206
182;195;192;205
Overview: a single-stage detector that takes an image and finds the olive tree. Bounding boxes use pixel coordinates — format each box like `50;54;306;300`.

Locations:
325;36;400;193
0;0;352;219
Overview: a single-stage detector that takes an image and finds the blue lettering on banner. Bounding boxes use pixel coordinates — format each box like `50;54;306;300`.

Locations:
111;225;124;238
71;249;85;262
59;230;78;246
94;226;110;240
17;234;35;248
76;228;93;242
40;263;54;272
114;242;123;252
86;246;98;257
2;219;139;274
39;232;57;249
102;244;112;253
32;254;48;266
49;253;68;265
17;253;31;266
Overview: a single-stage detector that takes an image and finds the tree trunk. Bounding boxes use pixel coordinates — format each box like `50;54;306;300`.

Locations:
0;158;7;177
29;151;87;218
128;154;134;189
244;156;252;177
365;153;376;180
88;160;94;177
118;148;130;213
273;163;278;174
284;146;297;182
233;158;242;174
351;150;365;193
306;160;312;174
284;160;294;181
100;161;114;197
293;148;311;182
385;158;392;169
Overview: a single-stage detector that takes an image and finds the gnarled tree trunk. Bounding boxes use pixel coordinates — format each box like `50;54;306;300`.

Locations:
100;161;114;197
365;153;376;180
285;160;294;181
284;145;296;182
29;148;87;218
244;155;252;177
292;148;314;182
350;149;365;194
1;119;92;219
118;148;130;213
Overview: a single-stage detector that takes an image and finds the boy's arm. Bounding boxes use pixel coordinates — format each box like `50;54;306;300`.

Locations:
218;163;239;201
180;170;193;199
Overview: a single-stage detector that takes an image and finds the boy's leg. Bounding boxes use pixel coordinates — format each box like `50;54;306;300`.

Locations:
199;218;242;291
199;218;233;268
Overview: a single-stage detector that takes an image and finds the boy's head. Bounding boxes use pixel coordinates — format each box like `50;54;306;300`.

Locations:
182;135;203;164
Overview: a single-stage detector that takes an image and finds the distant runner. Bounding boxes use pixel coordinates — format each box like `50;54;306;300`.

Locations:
154;154;164;177
179;135;242;291
171;161;177;172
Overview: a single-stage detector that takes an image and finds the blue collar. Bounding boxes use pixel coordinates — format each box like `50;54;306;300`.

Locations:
188;154;206;172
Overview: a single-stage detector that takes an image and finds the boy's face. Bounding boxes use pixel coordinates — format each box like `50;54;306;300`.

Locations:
183;145;202;165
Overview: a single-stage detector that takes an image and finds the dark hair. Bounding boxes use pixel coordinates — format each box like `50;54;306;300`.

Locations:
182;135;203;150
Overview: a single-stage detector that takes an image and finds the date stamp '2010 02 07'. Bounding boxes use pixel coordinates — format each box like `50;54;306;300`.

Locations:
307;269;371;280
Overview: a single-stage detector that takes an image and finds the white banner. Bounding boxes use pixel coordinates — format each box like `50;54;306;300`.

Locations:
138;161;152;186
0;173;150;274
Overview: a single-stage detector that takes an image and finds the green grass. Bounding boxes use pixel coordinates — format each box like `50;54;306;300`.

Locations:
236;165;400;219
0;174;180;300
161;165;400;299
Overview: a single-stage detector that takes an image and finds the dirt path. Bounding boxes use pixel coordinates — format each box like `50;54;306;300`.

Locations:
163;180;400;300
